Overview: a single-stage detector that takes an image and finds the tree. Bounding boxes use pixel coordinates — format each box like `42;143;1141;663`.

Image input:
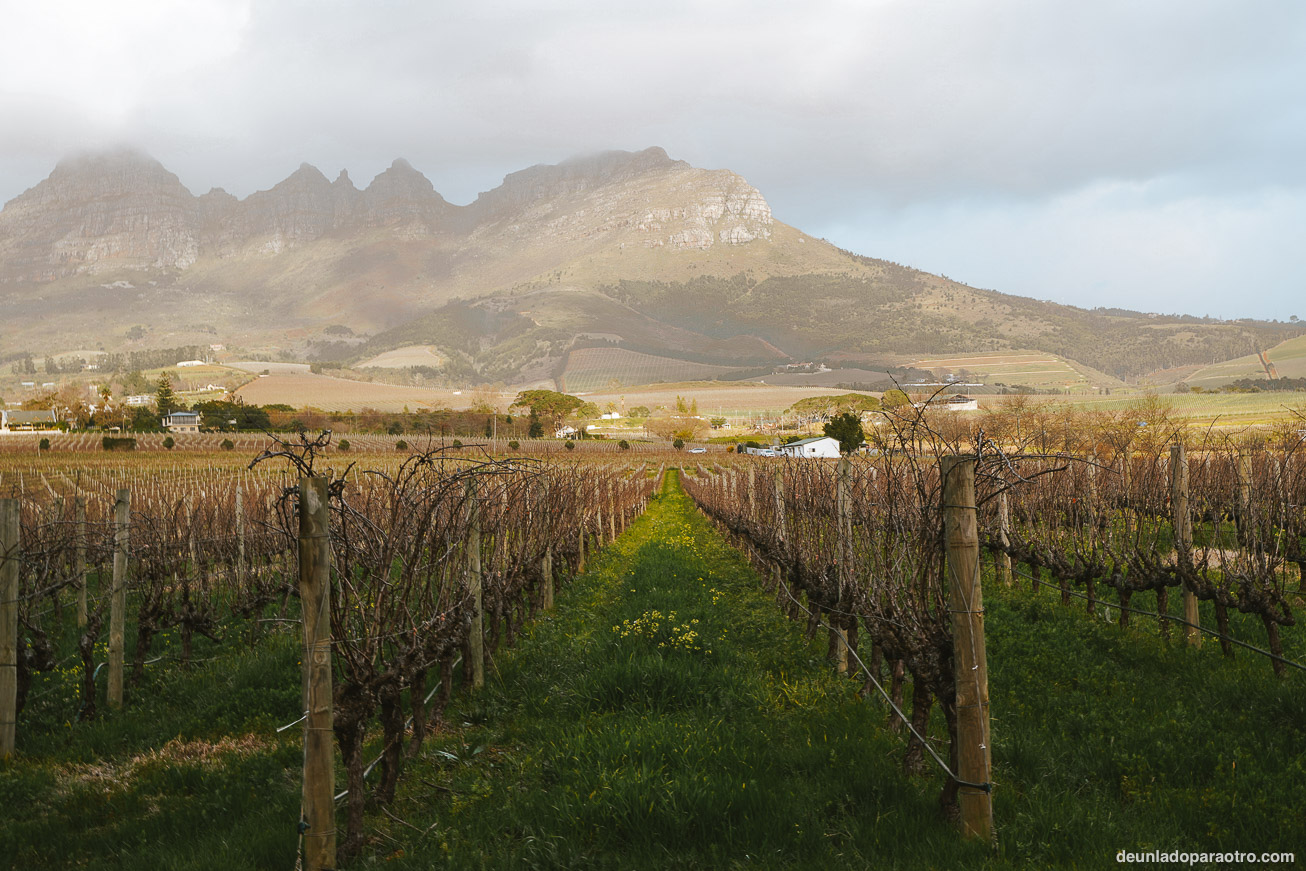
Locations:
55;383;92;429
129;406;162;432
787;393;880;419
881;388;911;409
823;412;865;455
511;389;585;437
122;370;150;395
527;410;544;439
155;373;181;417
672;438;685;451
647;414;708;442
192;399;270;431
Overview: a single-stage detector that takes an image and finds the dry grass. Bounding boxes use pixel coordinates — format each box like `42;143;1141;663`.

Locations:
583;380;876;415
56;734;271;798
561;347;740;392
357;345;448;369
234;372;467;412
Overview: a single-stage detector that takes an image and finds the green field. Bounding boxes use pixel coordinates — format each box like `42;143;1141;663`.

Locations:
909;351;1123;391
1184;334;1306;389
1062;390;1306;427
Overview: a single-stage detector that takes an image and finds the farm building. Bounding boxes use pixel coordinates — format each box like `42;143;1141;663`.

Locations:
1;409;59;431
913;395;979;412
163;411;201;433
776;436;842;458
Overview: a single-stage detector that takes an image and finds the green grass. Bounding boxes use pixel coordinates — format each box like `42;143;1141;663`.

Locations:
370;471;985;869
1;627;303;870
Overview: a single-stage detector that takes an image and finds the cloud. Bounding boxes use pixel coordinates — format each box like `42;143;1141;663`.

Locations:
1;0;1302;317
815;179;1306;320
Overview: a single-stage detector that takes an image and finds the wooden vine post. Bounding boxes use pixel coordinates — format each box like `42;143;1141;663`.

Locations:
1236;452;1252;548
542;545;554;610
298;476;336;871
773;474;786;592
108;488;130;710
995;491;1012;586
74;496;87;629
1170;443;1199;647
0;499;18;759
833;458;852;673
466;478;484;690
941;455;994;842
235;485;247;587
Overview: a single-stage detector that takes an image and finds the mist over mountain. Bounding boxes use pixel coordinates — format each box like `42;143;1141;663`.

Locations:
1;146;1300;386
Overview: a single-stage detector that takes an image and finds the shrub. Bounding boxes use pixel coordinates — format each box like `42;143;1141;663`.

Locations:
508;440;520;450
565;440;575;451
618;439;630;450
102;436;137;451
163;436;175;450
38;437;50;451
673;438;685;451
221;438;235;451
450;439;462;450
395;439;408;450
337;439;350;451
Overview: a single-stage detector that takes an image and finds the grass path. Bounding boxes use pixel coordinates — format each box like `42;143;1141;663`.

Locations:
380;471;982;869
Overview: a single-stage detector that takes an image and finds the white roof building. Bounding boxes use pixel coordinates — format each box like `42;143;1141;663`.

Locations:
775;436;843;458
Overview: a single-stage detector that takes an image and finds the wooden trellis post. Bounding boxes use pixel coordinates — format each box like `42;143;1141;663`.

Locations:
74;496;87;629
108;488;130;710
466;479;484;690
941;455;994;842
1;499;18;759
1171;443;1199;647
832;458;852;674
542;544;554;610
995;491;1012;586
298;476;336;871
1236;452;1252;548
773;475;786;593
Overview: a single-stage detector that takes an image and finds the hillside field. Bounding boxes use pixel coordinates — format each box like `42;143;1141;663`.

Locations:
560;347;742;393
1182;334;1306;389
909;351;1123;391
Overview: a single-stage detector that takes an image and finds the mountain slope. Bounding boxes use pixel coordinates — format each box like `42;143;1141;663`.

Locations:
0;147;1301;387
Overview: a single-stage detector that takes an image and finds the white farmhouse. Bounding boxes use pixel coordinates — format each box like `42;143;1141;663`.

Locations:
163;411;201;433
775;436;842;458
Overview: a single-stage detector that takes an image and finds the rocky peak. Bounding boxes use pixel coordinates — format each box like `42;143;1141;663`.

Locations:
0;147;199;281
237;162;359;245
469;146;687;221
361;159;452;234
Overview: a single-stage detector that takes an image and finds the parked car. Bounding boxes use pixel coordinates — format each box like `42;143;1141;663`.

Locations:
687;447;707;453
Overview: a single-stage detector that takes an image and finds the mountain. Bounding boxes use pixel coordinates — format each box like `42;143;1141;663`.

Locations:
1;147;1301;388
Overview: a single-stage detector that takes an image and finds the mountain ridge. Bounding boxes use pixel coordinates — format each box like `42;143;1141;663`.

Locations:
0;147;1301;388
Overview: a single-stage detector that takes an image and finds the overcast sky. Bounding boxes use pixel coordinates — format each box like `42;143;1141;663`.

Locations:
2;0;1303;320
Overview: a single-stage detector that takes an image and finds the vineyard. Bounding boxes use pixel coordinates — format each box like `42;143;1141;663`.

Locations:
680;406;1306;849
1;409;1304;868
0;437;657;866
